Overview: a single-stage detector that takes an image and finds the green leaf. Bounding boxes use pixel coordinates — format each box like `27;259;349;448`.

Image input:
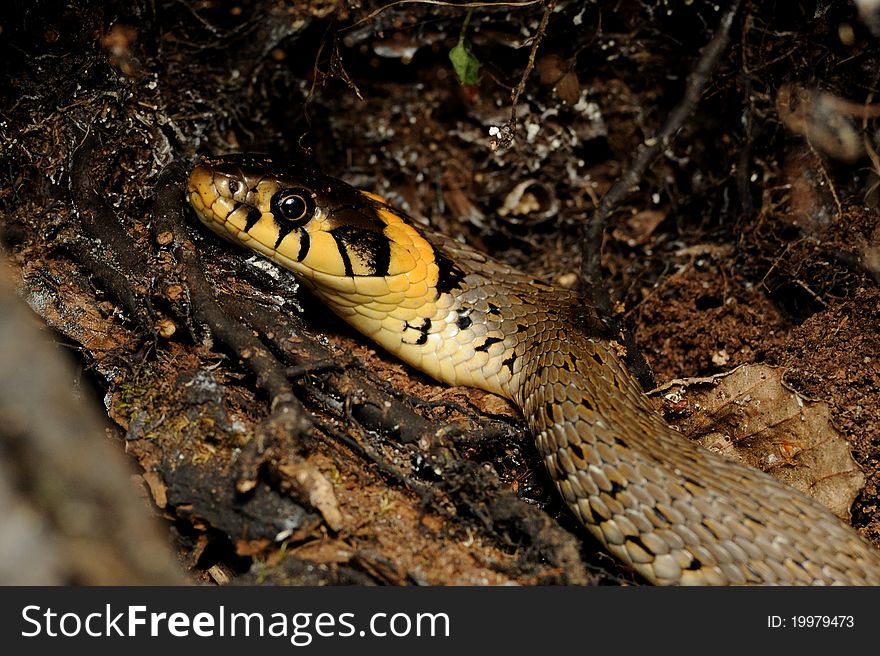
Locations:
449;38;480;86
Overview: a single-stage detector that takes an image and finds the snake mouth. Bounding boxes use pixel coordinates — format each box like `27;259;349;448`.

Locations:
186;158;280;255
186;156;328;277
187;160;241;232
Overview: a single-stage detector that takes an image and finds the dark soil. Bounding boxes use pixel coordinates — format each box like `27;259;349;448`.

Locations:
1;0;879;584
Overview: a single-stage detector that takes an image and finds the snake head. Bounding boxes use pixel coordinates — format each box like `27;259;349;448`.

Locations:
187;154;446;310
187;154;435;278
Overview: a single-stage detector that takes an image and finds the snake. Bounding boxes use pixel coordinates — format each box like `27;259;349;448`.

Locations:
186;153;880;585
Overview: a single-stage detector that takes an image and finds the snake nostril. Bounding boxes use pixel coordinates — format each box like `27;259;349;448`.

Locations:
227;179;240;195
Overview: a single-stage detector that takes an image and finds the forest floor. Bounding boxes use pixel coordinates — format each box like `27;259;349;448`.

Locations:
1;0;879;585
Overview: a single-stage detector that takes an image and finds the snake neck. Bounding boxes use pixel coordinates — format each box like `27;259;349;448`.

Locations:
314;246;613;404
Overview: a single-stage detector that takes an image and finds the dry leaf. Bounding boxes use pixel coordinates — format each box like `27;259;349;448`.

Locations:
652;364;865;520
539;53;580;104
496;179;559;225
554;72;580;104
611;209;668;246
538;54;566;85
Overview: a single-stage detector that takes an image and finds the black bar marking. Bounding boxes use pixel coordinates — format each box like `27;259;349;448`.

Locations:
403;318;432;345
456;312;472;330
330;224;392;276
274;223;295;250
245;207;262;232
296;229;310;262
501;352;517;372
335;235;354;277
370;233;392;276
435;251;465;295
475;336;503;353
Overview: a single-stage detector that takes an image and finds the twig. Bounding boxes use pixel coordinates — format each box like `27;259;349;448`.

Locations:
505;0;556;142
151;160;308;432
69;130;154;331
309;415;431;495
579;0;743;389
581;0;742;306
342;0;544;32
218;291;442;444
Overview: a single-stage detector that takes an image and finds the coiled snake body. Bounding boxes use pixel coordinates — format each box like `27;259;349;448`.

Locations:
187;154;880;585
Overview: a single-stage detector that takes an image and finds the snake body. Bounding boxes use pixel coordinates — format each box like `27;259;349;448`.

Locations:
187;154;880;584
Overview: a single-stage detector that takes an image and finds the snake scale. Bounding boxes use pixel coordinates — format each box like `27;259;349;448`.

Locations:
187;154;880;585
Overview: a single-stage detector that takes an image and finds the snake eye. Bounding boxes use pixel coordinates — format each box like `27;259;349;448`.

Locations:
272;188;314;226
